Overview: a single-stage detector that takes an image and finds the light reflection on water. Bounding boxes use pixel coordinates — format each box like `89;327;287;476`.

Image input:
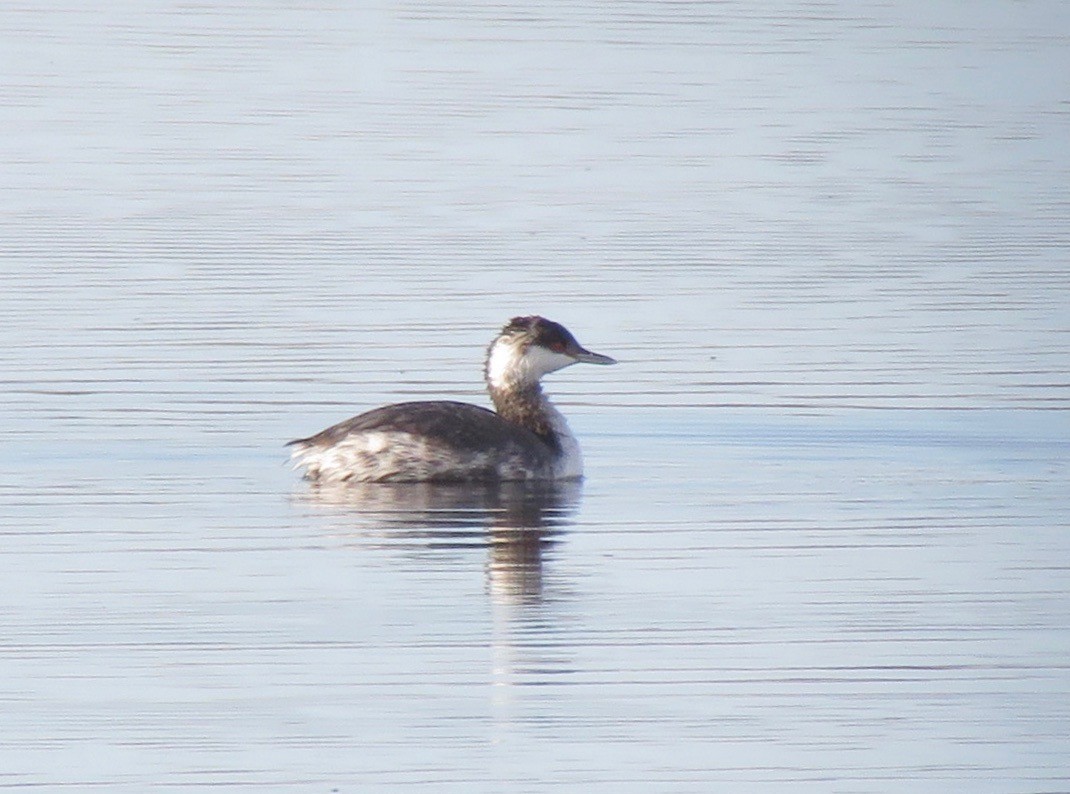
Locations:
294;479;587;715
1;0;1069;790
294;480;581;604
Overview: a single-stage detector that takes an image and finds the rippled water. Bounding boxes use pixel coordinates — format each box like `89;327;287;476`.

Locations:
2;2;1069;791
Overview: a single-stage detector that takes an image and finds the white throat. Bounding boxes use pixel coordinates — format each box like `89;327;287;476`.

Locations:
486;340;576;391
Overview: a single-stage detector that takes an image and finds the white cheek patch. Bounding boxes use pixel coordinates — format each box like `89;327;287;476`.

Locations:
488;341;576;388
522;345;577;380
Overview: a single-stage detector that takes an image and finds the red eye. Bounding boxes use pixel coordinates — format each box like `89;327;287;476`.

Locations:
551;341;566;353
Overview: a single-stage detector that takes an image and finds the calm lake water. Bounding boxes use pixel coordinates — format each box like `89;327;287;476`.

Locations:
2;1;1069;791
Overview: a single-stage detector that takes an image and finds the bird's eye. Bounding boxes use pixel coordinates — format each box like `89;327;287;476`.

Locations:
551;341;566;353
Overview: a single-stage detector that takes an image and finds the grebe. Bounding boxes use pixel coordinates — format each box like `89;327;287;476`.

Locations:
287;316;616;483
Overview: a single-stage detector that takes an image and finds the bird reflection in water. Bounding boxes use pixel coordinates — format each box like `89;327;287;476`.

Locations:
293;479;582;604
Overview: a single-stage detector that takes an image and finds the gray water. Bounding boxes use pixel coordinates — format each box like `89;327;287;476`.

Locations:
2;2;1069;791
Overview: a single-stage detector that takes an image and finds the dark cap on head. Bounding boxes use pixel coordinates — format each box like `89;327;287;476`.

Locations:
499;316;615;365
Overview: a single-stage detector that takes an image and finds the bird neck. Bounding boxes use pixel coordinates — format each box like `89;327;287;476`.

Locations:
487;380;561;451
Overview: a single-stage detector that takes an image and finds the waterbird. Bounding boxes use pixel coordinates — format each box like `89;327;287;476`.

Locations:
288;316;615;483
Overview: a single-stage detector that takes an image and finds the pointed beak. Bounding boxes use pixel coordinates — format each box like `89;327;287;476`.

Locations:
569;345;616;365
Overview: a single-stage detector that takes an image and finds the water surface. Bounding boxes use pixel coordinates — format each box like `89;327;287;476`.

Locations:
2;1;1069;791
